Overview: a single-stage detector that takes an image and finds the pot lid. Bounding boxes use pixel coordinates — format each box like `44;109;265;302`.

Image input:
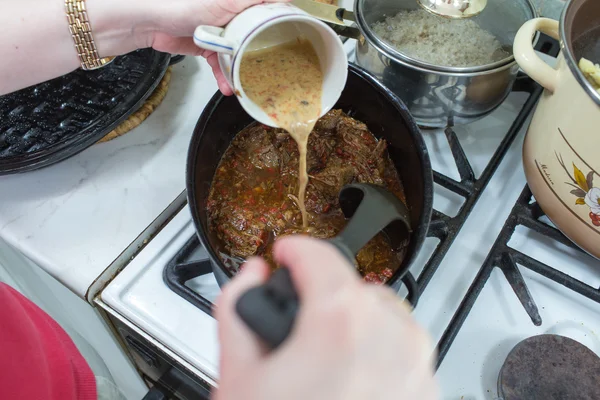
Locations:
561;0;600;106
355;0;537;72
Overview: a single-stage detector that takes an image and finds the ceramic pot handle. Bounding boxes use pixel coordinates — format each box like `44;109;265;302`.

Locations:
193;26;235;54
514;18;560;93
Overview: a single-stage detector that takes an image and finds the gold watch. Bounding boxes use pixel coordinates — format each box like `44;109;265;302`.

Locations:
65;0;115;70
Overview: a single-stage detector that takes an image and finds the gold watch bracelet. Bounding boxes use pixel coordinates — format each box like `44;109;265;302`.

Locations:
65;0;115;70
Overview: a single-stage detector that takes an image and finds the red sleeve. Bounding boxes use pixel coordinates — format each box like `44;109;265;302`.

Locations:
0;282;97;400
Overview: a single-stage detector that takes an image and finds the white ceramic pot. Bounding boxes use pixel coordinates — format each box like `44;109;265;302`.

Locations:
193;3;348;127
514;0;600;257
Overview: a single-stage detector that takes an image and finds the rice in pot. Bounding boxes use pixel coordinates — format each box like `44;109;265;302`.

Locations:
372;9;510;68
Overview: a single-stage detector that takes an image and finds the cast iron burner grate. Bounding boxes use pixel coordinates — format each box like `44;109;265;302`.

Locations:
436;185;600;369
164;37;561;326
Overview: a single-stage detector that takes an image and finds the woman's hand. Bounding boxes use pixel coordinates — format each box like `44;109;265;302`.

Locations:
130;0;291;95
214;236;439;400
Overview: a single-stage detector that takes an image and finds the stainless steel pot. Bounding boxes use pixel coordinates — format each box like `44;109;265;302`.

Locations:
354;42;519;127
297;0;538;127
354;0;538;127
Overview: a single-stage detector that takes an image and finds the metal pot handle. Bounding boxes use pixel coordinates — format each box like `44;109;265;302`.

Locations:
291;0;362;39
514;18;560;93
327;23;363;40
378;51;392;67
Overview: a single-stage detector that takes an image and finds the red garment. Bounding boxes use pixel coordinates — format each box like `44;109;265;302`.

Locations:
0;282;96;400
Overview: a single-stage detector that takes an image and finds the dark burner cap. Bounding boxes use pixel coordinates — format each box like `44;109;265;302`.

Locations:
498;334;600;400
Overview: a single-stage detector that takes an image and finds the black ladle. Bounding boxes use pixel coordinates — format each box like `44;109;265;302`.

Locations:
235;183;412;350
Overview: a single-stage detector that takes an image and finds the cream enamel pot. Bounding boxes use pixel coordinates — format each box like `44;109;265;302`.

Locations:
514;0;600;258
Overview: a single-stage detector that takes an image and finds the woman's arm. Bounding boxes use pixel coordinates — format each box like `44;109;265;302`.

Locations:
0;0;284;95
0;0;147;94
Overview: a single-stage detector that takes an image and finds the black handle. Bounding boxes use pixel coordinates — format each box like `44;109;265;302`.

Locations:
142;387;168;400
236;266;419;350
169;55;186;66
235;267;299;349
234;240;349;350
235;240;348;350
235;183;413;350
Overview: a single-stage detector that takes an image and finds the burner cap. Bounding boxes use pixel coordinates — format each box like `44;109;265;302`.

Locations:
498;334;600;400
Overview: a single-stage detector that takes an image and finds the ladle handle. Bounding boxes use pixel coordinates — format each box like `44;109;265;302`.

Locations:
235;267;298;349
235;183;412;350
234;236;363;350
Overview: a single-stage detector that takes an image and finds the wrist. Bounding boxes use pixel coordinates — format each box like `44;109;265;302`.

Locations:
84;0;155;57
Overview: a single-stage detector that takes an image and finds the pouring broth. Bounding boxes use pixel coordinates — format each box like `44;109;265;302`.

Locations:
221;38;408;283
240;38;323;229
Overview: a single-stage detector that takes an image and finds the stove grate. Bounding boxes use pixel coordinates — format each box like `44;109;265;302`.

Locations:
404;34;561;293
436;185;600;368
164;238;215;315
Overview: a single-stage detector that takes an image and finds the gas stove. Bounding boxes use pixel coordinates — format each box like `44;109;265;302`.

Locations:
96;37;600;399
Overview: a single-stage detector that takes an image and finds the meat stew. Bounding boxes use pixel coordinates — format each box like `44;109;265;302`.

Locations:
207;109;409;284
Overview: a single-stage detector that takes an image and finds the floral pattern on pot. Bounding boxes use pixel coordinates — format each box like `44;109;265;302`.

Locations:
558;153;600;227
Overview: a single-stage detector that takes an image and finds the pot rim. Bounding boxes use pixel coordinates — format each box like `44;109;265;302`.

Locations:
354;0;539;75
560;0;600;107
186;63;434;288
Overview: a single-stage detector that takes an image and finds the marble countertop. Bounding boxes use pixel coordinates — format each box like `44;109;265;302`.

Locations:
0;57;218;300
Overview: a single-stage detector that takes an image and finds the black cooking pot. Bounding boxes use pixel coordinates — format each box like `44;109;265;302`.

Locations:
186;63;433;297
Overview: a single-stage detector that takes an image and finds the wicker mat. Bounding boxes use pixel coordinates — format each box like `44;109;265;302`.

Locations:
98;66;172;143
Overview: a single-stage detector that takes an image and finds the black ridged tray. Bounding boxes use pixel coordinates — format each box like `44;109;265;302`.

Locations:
0;49;174;175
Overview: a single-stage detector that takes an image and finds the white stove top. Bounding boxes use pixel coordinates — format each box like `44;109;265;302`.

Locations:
99;26;600;397
101;79;600;397
101;207;220;383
